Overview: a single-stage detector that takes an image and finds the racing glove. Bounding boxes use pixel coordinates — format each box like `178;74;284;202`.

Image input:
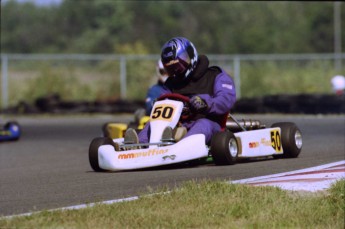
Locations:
190;96;208;113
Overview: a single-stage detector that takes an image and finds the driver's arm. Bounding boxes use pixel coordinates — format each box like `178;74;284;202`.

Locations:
198;71;236;115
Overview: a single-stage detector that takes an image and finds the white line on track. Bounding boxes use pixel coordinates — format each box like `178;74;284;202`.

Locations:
1;196;139;220
231;160;345;192
2;161;344;219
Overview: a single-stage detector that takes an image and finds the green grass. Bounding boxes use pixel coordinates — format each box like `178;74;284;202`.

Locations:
240;60;340;97
1;179;344;229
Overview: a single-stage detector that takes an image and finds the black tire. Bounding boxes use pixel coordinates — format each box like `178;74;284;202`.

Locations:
102;123;111;138
271;122;302;158
210;131;238;165
89;137;114;172
133;108;146;123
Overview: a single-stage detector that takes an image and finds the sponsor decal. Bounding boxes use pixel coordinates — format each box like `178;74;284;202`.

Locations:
163;51;174;58
118;149;169;160
163;155;176;160
222;84;233;90
249;137;276;149
260;138;271;146
249;141;260;148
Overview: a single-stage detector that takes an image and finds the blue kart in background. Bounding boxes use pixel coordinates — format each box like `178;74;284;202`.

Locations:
0;121;21;142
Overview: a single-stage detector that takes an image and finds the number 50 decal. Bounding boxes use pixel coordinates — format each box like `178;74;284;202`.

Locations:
270;130;282;153
151;104;175;121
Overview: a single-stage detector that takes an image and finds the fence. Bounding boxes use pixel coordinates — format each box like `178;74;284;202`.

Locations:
1;53;344;109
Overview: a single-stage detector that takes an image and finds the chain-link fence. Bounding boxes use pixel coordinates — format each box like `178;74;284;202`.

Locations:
1;53;344;109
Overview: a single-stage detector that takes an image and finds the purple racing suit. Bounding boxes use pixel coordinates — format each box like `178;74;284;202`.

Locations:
138;55;236;144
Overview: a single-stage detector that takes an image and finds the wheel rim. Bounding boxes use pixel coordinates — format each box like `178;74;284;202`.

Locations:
295;130;303;149
228;138;238;157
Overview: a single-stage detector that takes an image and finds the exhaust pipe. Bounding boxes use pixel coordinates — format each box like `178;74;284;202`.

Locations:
226;119;265;132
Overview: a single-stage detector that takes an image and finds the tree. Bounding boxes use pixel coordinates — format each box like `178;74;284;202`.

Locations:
1;1;342;54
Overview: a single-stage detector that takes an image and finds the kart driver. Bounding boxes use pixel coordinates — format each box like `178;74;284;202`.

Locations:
145;59;169;115
125;37;236;145
331;75;345;96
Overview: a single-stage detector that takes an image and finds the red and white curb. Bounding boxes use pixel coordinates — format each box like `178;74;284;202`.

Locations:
231;160;345;192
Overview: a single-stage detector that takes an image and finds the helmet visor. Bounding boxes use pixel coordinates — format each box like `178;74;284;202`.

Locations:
164;60;188;78
163;51;190;78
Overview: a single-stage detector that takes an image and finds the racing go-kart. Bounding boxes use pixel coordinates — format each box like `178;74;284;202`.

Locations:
102;108;149;139
0;121;21;142
89;93;302;172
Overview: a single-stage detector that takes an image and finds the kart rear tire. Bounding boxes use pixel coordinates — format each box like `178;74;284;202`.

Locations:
134;108;146;123
102;123;111;138
210;131;238;165
89;137;114;172
271;122;302;158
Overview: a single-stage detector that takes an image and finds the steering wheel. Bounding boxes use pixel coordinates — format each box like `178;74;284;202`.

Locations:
157;93;193;121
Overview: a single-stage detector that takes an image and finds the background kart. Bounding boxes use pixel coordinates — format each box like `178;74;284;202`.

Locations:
0;121;21;142
89;94;303;172
102;108;149;139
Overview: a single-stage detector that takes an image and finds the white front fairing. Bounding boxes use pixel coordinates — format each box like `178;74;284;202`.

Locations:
98;134;208;171
235;127;284;157
148;99;183;145
97;98;208;171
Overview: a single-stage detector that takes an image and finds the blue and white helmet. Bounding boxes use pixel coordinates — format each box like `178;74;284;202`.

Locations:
160;37;198;79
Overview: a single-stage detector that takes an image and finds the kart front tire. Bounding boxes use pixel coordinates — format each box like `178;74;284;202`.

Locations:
211;131;238;165
89;137;114;172
271;122;302;158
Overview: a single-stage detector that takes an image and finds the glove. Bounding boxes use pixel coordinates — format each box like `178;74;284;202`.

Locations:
190;96;208;113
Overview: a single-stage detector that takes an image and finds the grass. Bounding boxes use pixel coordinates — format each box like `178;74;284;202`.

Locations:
1;179;344;228
240;60;340;97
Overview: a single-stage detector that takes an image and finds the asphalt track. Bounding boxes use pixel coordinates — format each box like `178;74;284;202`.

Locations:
0;114;344;217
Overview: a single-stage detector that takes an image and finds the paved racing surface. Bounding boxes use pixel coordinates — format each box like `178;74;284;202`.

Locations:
0;114;344;217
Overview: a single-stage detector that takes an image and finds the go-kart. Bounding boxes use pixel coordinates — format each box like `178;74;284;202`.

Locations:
0;121;21;142
89;93;303;172
102;108;149;139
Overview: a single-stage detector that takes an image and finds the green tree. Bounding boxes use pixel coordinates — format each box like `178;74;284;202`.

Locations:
1;1;343;54
1;1;58;52
56;0;134;53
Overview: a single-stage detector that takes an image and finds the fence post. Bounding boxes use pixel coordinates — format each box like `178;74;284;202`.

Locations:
120;56;127;99
233;57;241;99
1;55;9;109
334;2;342;71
